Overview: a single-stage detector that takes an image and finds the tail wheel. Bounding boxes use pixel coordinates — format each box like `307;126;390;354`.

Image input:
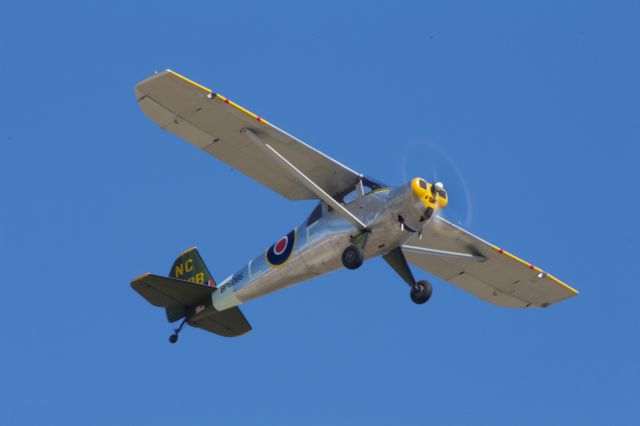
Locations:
168;317;187;344
342;244;364;270
410;280;432;304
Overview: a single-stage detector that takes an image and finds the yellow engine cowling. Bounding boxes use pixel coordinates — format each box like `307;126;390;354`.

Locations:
411;177;448;211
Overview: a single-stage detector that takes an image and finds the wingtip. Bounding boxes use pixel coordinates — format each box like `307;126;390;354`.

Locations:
166;70;212;93
492;245;579;296
548;274;579;296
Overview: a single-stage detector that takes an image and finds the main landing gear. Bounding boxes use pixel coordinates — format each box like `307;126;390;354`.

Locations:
410;280;433;304
169;317;187;344
342;244;364;269
342;230;370;270
382;247;434;305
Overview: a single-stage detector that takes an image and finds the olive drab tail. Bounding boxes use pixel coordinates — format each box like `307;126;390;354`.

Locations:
130;247;253;338
164;247;216;323
169;247;216;287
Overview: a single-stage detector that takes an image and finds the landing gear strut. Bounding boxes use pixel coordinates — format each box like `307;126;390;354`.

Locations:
169;317;187;344
410;280;432;304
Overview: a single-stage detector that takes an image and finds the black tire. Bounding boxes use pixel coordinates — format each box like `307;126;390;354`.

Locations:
342;244;364;270
169;334;178;344
410;280;433;304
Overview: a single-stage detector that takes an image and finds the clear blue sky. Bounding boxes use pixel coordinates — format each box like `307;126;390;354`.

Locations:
1;1;638;425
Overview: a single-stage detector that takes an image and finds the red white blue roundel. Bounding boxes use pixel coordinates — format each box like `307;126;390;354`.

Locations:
266;229;296;266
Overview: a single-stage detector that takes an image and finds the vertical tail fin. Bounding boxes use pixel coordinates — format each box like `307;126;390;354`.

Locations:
169;247;216;287
165;247;215;323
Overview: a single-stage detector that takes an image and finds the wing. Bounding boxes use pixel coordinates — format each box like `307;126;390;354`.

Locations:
403;216;578;308
135;70;361;200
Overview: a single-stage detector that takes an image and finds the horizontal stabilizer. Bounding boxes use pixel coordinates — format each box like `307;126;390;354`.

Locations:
191;308;252;337
131;273;252;337
131;273;214;308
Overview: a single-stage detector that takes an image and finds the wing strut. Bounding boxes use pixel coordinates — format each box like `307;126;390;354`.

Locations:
241;128;367;230
402;245;487;262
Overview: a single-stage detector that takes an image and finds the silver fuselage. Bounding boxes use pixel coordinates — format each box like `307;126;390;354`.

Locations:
207;182;431;313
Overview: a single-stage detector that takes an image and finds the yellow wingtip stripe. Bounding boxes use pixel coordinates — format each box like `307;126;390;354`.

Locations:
491;245;579;295
214;93;272;125
166;70;271;125
547;273;579;295
167;70;212;93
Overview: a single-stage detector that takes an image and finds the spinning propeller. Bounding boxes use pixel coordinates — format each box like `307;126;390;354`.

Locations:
400;141;473;229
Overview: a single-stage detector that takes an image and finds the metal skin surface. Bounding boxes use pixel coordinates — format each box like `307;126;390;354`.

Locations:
210;179;438;312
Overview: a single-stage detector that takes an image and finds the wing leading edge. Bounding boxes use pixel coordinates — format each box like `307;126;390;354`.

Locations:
403;216;578;308
135;70;362;200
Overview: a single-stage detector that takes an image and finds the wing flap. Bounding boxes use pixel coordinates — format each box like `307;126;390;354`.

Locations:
403;216;578;308
135;70;361;200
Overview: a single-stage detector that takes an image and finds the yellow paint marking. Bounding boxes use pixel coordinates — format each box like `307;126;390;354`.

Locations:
165;70;271;125
187;274;205;284
545;273;579;294
185;258;194;273
174;263;184;277
167;70;212;93
491;245;579;295
214;93;272;125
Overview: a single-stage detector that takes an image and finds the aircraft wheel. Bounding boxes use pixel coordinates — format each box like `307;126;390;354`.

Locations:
169;334;178;344
342;244;364;270
410;280;432;304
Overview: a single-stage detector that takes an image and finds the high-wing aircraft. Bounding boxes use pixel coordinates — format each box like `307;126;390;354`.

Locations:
131;70;578;343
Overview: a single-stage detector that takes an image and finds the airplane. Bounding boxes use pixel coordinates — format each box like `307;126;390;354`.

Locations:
131;70;578;343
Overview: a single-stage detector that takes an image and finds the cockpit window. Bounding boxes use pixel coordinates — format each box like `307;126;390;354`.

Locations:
306;204;323;225
342;189;360;204
333;176;389;204
419;179;427;190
